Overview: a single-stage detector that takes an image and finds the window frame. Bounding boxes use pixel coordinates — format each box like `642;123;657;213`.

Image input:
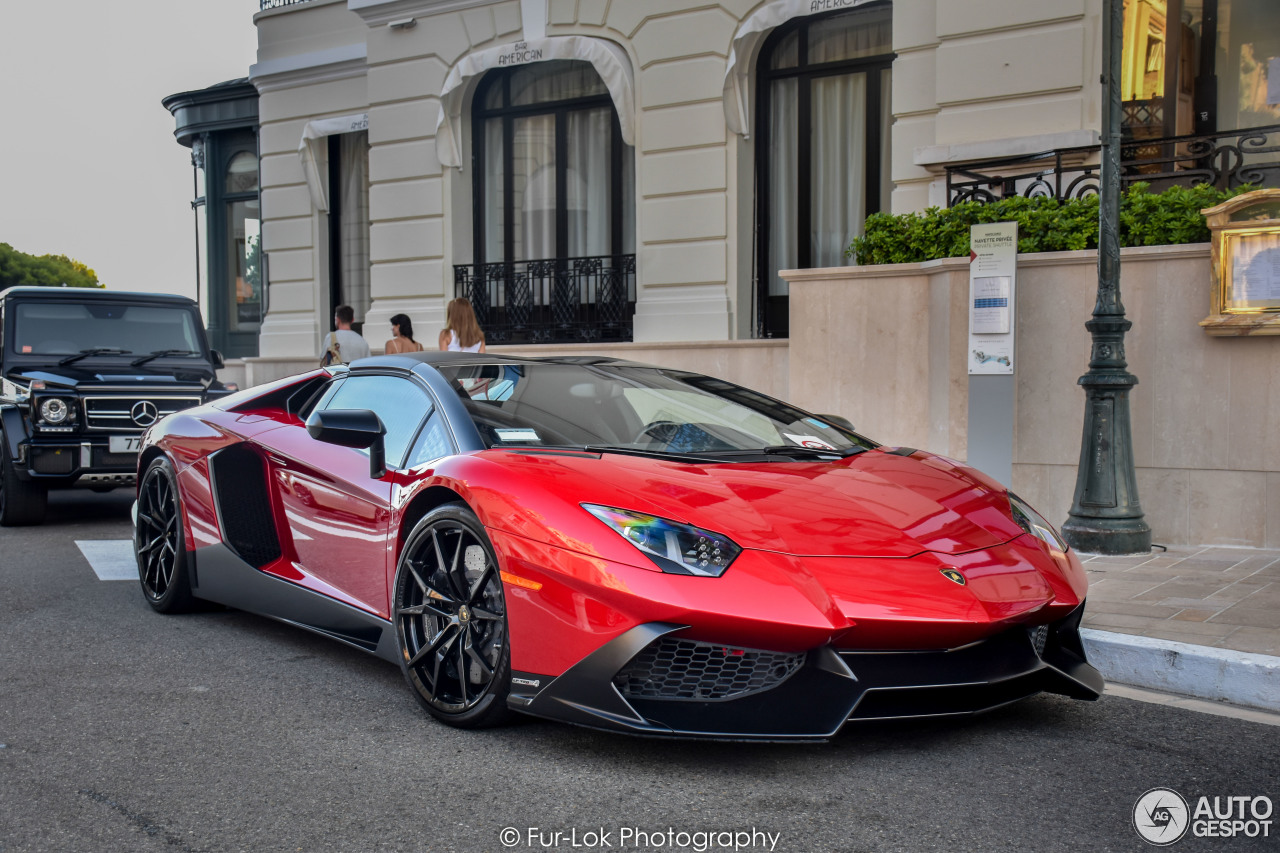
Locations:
471;61;630;266
754;3;895;339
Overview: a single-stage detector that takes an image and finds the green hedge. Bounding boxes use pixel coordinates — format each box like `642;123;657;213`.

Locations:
846;182;1249;266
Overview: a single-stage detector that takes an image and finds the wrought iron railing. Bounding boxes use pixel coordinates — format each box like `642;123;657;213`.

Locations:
260;0;315;10
946;124;1280;205
453;255;637;344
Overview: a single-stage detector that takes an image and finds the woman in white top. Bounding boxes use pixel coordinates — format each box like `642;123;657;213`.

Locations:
439;297;486;353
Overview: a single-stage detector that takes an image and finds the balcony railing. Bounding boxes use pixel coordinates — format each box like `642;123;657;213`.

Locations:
946;124;1280;205
454;255;637;345
260;0;315;10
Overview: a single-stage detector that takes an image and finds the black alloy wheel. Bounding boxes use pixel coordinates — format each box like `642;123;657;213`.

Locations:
0;432;48;526
394;503;512;728
135;456;195;613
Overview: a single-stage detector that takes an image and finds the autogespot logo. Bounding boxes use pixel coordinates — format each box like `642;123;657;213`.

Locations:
1134;788;1190;846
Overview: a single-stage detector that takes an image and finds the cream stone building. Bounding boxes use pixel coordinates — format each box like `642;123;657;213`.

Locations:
239;0;1113;360
168;0;1280;546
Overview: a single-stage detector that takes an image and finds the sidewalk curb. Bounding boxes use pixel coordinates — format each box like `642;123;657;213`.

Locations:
1081;629;1280;713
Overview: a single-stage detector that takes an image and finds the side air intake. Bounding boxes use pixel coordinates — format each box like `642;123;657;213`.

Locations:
210;444;282;569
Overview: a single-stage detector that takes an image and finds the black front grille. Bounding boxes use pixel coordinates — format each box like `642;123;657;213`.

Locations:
97;450;138;468
210;444;281;569
615;638;806;701
30;447;75;474
1029;625;1049;656
83;396;200;431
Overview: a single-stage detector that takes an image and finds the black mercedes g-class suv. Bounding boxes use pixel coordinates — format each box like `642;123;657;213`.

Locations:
0;287;233;525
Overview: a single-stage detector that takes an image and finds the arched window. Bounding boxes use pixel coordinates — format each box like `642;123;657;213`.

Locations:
756;3;894;338
464;60;636;344
474;59;634;264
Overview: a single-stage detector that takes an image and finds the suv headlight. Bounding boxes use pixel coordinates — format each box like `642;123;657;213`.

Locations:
583;504;742;577
1008;491;1068;552
38;397;72;424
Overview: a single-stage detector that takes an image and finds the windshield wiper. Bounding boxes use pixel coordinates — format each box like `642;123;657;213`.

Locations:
583;444;732;464
757;444;869;459
131;349;198;367
58;347;132;366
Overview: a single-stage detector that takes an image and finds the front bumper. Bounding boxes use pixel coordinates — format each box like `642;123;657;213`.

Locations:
16;437;140;485
509;604;1102;741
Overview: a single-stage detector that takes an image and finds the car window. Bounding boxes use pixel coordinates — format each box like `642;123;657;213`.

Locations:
12;302;202;356
321;374;432;468
406;411;453;468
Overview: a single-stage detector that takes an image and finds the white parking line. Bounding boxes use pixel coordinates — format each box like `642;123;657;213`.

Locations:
76;540;136;581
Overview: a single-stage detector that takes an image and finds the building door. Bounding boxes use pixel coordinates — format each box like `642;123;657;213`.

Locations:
756;3;894;339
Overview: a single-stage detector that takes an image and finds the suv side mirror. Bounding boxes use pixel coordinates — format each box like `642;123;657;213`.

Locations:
210;349;225;369
306;408;387;478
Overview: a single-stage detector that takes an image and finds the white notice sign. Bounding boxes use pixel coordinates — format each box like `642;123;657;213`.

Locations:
971;276;1011;334
967;222;1018;375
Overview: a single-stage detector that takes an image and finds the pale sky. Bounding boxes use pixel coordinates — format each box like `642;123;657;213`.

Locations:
0;1;261;299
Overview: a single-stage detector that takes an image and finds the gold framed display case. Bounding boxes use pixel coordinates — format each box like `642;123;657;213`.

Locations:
1201;188;1280;336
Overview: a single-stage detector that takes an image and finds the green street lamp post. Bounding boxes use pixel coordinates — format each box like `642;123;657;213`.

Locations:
1061;0;1152;555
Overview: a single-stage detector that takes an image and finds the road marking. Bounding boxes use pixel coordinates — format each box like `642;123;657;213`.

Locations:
76;540;136;581
1107;683;1280;727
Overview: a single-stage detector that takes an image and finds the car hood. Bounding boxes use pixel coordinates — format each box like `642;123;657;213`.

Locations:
7;366;213;389
479;448;1026;558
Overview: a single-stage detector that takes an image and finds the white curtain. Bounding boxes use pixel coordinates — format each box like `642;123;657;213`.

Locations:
483;118;505;261
768;78;798;296
566;107;611;257
514;114;556;261
339;131;371;322
810;73;867;269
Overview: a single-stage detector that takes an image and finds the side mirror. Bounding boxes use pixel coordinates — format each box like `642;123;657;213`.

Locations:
817;413;856;433
210;349;225;369
306;408;387;478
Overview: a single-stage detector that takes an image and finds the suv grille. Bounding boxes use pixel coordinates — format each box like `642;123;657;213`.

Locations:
83;396;201;431
614;638;806;701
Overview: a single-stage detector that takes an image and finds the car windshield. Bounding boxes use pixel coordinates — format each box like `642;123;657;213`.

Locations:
12;302;203;358
436;362;874;456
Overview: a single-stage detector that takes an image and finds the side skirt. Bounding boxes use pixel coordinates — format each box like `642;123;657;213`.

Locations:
192;543;400;664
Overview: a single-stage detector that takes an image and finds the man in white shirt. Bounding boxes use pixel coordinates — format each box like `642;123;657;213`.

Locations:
320;304;372;365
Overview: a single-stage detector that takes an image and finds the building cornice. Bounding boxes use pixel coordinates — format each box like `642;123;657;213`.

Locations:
249;43;368;93
348;0;498;27
914;129;1101;169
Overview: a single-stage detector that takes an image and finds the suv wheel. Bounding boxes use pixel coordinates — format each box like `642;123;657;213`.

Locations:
0;433;48;526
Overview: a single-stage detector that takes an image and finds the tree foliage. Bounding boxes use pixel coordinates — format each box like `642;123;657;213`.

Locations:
847;183;1251;266
0;243;103;290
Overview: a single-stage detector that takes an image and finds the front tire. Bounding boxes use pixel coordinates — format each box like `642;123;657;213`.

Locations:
135;456;196;613
0;432;47;526
393;503;512;728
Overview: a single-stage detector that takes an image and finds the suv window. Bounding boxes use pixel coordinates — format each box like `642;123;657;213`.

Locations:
13;302;202;356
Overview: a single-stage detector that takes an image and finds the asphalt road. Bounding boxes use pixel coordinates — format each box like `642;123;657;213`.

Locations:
1;491;1278;853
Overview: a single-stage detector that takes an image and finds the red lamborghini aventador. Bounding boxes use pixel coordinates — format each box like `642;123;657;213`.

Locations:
133;353;1102;740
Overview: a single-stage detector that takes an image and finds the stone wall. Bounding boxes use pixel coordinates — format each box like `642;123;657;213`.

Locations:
785;244;1280;548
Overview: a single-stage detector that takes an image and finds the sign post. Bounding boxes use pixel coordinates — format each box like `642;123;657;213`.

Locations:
966;221;1018;485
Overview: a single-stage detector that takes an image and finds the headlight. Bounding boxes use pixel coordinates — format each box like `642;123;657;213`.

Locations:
583;504;742;577
1008;492;1068;552
39;398;71;424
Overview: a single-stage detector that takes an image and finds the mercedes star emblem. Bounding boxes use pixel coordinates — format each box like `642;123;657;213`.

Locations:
130;400;159;427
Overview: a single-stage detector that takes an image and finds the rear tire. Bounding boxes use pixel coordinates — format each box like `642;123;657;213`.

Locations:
393;503;512;728
135;456;196;613
0;433;47;526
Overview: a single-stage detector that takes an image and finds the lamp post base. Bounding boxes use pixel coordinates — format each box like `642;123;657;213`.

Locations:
1061;515;1152;555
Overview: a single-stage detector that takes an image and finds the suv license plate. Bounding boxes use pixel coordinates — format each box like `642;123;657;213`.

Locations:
109;436;143;454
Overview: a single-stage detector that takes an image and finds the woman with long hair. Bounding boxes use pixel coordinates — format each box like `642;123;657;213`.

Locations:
439;297;486;352
384;314;425;354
